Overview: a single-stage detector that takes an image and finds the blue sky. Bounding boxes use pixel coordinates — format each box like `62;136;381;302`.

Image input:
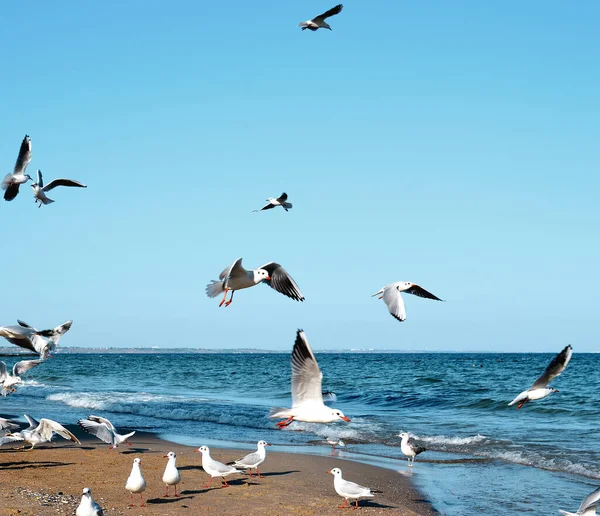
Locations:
1;1;598;351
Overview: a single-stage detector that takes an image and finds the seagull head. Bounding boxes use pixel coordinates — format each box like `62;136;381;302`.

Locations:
25;174;33;182
332;409;350;423
398;432;409;439
254;269;271;283
164;451;176;459
82;487;91;496
258;440;271;448
328;467;342;477
195;445;209;454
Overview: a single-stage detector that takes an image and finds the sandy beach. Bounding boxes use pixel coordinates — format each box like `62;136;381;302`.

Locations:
0;429;435;515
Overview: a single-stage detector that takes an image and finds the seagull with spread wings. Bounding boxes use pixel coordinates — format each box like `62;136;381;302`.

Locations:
8;414;81;450
0;359;44;396
254;192;293;212
31;169;86;207
206;258;304;307
560;486;600;516
2;319;73;359
509;345;573;409
299;4;343;31
372;282;444;322
78;415;136;449
269;329;350;428
1;135;33;201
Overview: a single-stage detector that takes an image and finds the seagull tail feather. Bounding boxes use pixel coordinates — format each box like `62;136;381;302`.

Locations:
282;202;292;210
205;280;225;298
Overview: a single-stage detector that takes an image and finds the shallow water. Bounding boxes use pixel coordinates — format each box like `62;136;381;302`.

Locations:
2;352;598;514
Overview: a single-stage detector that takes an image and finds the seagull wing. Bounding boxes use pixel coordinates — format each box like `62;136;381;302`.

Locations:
12;359;43;377
0;362;8;383
235;451;261;467
291;330;323;407
14;135;32;175
37;418;81;444
24;414;40;429
36;170;44;188
219;258;247;289
53;320;73;337
17;320;34;329
42;178;87;192
276;192;288;203
87;415;116;431
531;345;573;389
78;419;115;445
257;202;276;211
3;183;20;201
405;284;444;301
339;478;372;497
0;435;23;445
259;262;305;301
383;286;407;322
0;418;19;431
4;336;37;353
314;4;343;22
578;487;600;513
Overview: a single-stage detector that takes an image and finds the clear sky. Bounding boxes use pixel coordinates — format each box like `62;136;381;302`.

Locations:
1;1;598;351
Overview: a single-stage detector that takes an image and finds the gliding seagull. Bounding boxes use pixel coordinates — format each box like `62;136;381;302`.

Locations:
372;282;443;322
78;415;136;449
2;135;33;201
0;359;44;396
3;320;73;358
299;4;343;31
254;192;293;212
31;169;86;207
560;486;600;516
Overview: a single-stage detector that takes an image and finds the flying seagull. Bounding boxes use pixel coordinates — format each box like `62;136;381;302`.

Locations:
0;359;44;396
76;488;104;516
31;169;86;207
2;135;33;201
509;345;573;409
195;445;241;488
328;468;374;509
232;440;271;478
372;282;443;322
398;432;427;466
299;4;343;31
254;192;293;212
2;320;73;359
206;258;304;306
269;329;350;428
78;415;136;449
560;486;600;516
8;414;81;450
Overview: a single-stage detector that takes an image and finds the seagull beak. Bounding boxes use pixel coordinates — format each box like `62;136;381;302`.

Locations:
194;448;200;452
265;276;271;281
553;389;559;393
328;469;333;474
266;443;272;446
341;416;351;422
163;455;168;458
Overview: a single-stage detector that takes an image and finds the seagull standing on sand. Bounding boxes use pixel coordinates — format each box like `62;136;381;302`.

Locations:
0;359;44;396
299;4;343;31
31;169;86;207
372;282;443;322
77;415;135;449
162;451;181;497
125;458;146;507
232;440;271;478
206;258;304;307
8;414;81;450
254;192;293;212
398;432;427;466
328;468;374;509
560;486;600;516
2;135;32;201
76;488;103;516
509;345;573;409
269;329;351;428
195;446;241;488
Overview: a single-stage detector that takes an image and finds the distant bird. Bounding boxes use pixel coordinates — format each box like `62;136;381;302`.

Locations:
2;135;33;201
78;415;135;449
372;282;443;322
328;467;374;509
327;439;345;451
31;169;86;207
299;4;343;31
125;458;146;507
560;486;600;516
10;319;73;358
509;345;573;409
398;432;427;466
8;414;81;450
232;440;271;478
76;488;103;516
269;329;351;428
162;451;181;497
0;359;44;396
195;445;241;488
254;192;293;212
206;258;304;307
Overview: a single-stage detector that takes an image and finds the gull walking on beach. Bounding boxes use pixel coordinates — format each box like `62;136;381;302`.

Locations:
327;439;345;452
328;468;374;509
2;135;32;201
9;414;81;450
31;169;86;207
372;282;443;322
195;446;241;488
76;488;103;516
162;451;181;497
206;258;304;307
398;432;427;467
125;458;146;507
232;440;271;478
299;4;343;31
269;329;351;428
254;192;293;212
509;345;573;409
560;486;600;515
78;415;135;449
0;359;44;396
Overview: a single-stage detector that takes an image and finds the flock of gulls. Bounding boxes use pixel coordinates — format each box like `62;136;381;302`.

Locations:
0;4;593;515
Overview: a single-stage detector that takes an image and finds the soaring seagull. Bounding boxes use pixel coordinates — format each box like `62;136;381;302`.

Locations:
2;135;33;201
509;345;573;409
0;359;44;396
31;169;86;207
254;192;293;212
4;319;73;359
299;4;343;31
372;282;443;322
560;486;600;516
206;258;304;306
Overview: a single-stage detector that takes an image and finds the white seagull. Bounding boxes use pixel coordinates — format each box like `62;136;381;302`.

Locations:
328;468;374;509
76;488;103;516
299;4;343;31
0;434;24;447
232;440;271;478
254;192;293;212
162;451;181;497
509;345;573;409
31;169;87;207
0;417;20;433
0;359;44;396
125;458;146;507
398;432;427;466
78;415;136;449
8;414;81;450
327;439;345;451
206;258;304;307
195;445;241;488
372;282;443;322
2;135;33;201
560;486;600;516
0;319;72;359
269;329;351;428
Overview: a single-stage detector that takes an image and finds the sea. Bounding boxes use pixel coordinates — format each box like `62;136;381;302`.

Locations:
2;351;598;515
